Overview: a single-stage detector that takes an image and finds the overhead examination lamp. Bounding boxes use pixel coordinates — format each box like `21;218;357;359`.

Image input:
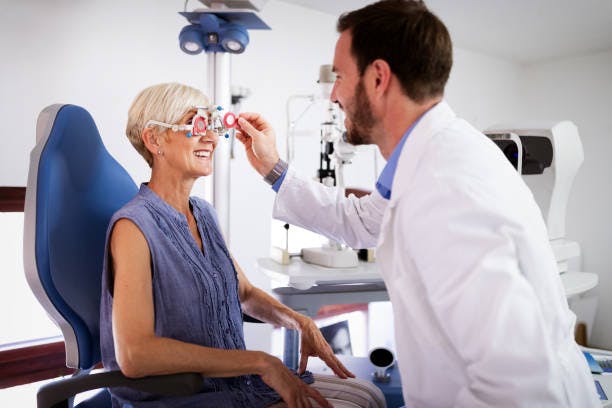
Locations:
178;1;270;55
179;15;250;54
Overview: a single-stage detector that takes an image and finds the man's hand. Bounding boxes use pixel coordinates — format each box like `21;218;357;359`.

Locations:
236;112;280;177
298;317;355;379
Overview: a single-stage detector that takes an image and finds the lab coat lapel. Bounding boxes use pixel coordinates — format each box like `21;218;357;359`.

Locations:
378;101;457;248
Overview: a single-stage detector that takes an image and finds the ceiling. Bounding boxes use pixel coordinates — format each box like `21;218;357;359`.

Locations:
279;0;612;64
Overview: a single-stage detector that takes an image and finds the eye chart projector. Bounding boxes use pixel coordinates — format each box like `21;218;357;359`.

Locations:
484;121;597;296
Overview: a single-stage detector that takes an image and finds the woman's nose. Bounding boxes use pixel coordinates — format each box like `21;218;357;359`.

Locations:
203;129;219;144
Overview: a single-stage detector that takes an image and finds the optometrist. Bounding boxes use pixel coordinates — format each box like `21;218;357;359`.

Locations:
236;1;600;406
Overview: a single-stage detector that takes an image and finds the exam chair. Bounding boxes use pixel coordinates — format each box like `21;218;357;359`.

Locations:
23;104;202;408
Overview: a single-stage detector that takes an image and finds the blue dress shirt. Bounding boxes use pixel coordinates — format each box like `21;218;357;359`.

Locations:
375;119;421;199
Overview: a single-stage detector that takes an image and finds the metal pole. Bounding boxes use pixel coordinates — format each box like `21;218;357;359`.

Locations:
207;52;231;243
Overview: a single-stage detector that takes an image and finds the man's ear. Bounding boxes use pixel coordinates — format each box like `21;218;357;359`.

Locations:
370;59;391;97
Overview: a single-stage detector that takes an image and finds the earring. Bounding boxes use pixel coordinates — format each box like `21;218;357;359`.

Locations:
157;150;163;155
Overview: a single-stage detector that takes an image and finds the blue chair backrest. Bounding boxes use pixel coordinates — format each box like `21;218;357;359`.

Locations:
24;104;138;370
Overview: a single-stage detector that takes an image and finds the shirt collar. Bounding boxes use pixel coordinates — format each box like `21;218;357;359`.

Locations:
140;183;193;224
375;118;420;200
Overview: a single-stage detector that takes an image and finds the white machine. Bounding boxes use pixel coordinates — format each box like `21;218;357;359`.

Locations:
275;65;360;268
486;123;609;406
301;65;359;268
484;122;598;295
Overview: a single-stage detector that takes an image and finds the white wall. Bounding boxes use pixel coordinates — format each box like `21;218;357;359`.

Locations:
520;50;612;348
446;48;523;129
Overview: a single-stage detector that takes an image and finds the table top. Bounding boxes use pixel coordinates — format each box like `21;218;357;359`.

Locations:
258;257;381;290
259;257;598;297
560;271;598;297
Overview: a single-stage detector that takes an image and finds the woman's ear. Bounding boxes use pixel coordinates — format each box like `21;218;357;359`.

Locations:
141;127;160;156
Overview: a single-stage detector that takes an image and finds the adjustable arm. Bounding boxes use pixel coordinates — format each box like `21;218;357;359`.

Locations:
37;371;202;408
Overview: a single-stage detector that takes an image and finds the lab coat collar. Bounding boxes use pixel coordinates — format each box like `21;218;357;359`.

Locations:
387;100;456;207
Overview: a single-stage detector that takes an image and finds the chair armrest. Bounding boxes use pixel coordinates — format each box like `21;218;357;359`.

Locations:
37;370;202;408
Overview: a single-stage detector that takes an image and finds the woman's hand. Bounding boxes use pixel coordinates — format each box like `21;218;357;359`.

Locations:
298;318;355;379
260;354;332;408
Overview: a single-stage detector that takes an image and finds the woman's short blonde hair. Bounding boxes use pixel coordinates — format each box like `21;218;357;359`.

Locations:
126;82;209;167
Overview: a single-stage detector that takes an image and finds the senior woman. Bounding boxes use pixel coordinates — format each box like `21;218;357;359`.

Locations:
99;82;385;408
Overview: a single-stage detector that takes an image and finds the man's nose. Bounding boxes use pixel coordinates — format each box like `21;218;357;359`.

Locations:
330;82;338;104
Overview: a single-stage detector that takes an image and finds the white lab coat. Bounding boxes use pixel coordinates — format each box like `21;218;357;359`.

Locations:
273;101;599;407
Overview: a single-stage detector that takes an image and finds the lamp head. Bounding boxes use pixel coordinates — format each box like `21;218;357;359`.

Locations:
179;25;205;54
220;23;249;53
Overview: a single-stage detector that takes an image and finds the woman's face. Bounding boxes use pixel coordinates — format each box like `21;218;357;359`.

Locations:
161;108;219;178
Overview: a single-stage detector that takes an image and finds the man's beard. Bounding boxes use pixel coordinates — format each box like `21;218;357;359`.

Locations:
345;79;376;146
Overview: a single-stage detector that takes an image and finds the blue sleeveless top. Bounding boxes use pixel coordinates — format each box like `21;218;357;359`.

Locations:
100;184;281;407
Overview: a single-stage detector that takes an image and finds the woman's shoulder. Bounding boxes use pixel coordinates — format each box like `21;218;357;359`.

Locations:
116;191;146;214
108;191;152;227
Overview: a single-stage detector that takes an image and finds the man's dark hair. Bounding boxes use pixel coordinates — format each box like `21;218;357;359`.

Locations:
337;0;452;103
